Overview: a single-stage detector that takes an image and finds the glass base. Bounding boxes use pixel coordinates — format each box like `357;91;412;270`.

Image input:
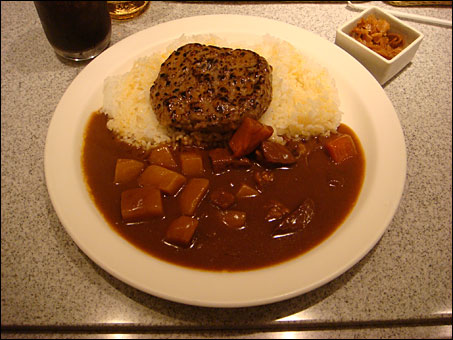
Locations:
52;31;111;62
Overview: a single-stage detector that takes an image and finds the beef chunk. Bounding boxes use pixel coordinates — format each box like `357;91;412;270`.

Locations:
210;189;235;209
208;148;233;173
273;198;315;237
254;170;275;189
260;140;296;165
264;200;290;222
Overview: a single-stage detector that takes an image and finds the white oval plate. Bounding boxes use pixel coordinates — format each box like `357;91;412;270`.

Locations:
44;15;406;308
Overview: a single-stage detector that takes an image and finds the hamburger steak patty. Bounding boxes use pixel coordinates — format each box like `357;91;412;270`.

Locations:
150;43;272;136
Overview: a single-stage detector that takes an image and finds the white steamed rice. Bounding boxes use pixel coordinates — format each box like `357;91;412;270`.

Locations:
102;34;342;149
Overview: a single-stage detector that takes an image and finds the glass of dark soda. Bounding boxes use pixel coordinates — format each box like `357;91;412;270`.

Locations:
34;1;111;61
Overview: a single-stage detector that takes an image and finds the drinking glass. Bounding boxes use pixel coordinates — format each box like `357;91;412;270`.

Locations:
34;1;112;61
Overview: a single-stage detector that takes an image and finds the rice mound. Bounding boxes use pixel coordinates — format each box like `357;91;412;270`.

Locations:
102;34;342;149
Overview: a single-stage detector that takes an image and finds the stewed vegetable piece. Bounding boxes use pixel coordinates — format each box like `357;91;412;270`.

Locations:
180;151;205;176
325;134;357;164
236;183;260;199
138;165;186;195
165;216;199;247
114;159;145;184
148;145;178;170
121;186;163;222
229;117;273;158
179;178;210;216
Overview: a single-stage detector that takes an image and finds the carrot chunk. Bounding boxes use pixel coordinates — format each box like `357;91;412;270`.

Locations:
138;165;186;195
179;178;209;216
148;145;178;170
325;134;357;164
121;187;163;222
180;151;204;176
165;216;199;248
114;159;145;184
228;117;273;158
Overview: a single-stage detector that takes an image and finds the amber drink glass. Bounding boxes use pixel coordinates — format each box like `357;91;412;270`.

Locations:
107;1;149;20
34;1;111;61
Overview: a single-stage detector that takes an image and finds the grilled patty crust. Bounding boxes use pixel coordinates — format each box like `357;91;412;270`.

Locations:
150;43;273;136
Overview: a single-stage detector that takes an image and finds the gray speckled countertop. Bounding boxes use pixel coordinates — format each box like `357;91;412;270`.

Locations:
1;1;452;338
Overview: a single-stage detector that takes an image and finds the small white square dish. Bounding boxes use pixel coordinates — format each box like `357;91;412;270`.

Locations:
335;6;424;85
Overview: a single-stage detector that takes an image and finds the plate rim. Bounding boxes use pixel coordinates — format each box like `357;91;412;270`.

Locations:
44;14;407;308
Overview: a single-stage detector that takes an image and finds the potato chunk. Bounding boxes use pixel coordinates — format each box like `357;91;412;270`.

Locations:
179;178;209;216
121;187;163;222
165;216;199;248
180;151;204;176
236;183;260;199
114;159;145;184
138;165;186;195
148;145;178;170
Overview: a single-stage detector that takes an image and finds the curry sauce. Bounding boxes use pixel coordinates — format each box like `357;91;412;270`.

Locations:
82;112;365;271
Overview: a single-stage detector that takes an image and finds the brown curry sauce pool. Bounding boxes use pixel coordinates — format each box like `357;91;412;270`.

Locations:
82;112;365;271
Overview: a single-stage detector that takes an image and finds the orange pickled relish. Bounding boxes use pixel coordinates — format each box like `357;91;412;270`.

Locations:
350;15;405;60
